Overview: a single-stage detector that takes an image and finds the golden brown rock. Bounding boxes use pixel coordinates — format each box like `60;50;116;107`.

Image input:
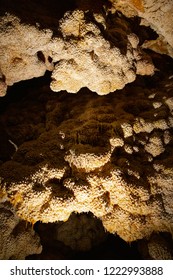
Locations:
109;0;173;57
138;233;173;259
0;201;42;259
55;212;107;251
50;10;154;95
0;14;53;92
0;71;173;242
0;7;155;96
0;0;173;255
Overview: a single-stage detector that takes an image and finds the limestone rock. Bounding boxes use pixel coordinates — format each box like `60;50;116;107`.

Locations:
50;10;154;95
55;212;107;251
142;36;173;58
147;234;172;260
0;72;7;97
0;0;173;250
0;13;53;91
0;7;155;96
138;233;173;259
1;0;173;96
109;0;173;57
0;70;173;242
0;201;42;259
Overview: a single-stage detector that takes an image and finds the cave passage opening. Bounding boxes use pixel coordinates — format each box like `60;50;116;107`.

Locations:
31;211;142;260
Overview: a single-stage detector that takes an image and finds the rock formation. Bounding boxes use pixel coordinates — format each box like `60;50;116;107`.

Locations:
50;10;154;94
0;13;53;97
0;0;173;259
0;68;173;246
54;212;107;251
109;0;173;57
0;2;155;96
0;199;42;259
138;233;173;259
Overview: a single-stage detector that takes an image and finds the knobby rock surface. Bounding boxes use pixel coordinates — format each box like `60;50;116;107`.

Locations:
0;68;173;243
0;0;173;259
0;2;156;96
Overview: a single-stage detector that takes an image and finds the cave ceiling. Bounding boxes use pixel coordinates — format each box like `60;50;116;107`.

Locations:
0;0;173;260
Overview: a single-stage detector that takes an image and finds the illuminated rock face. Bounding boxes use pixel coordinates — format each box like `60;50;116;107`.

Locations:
0;0;173;258
109;0;173;57
50;10;154;95
1;1;173;96
0;13;53;97
0;201;42;259
0;69;173;243
0;4;155;96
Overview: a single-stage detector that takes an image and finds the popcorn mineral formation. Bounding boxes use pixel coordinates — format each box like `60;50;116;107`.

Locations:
138;233;173;259
0;2;155;96
109;0;173;57
0;69;173;243
0;0;173;259
0;200;42;259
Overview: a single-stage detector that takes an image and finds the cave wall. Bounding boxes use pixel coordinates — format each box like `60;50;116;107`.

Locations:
0;0;173;259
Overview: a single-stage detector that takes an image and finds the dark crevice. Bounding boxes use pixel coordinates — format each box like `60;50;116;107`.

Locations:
48;56;53;63
37;51;45;63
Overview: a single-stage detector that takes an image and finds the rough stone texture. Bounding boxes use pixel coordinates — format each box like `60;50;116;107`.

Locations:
138;233;173;259
54;212;107;251
0;0;173;258
0;59;173;242
0;5;155;96
0;1;173;96
109;0;173;57
0;13;53;97
0;200;42;259
142;36;173;58
147;234;172;260
50;10;154;95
